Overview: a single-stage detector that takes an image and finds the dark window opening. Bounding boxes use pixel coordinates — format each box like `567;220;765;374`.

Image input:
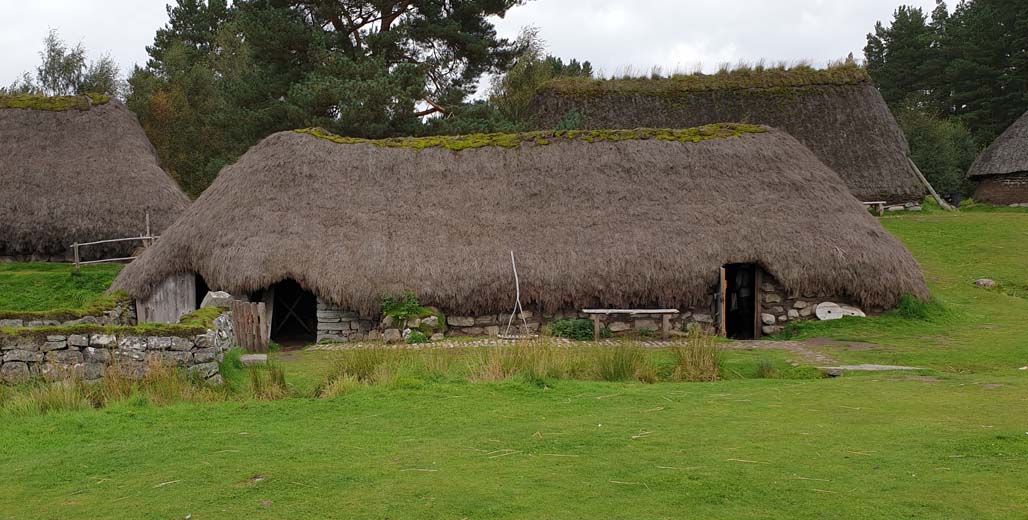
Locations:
194;274;210;310
724;264;757;340
267;279;317;346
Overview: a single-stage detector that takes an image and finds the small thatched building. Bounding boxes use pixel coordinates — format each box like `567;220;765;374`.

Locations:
113;124;927;340
530;66;926;203
0;95;190;261
968;111;1028;205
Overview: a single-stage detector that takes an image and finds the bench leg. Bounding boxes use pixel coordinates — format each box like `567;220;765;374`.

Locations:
661;314;671;341
592;315;601;341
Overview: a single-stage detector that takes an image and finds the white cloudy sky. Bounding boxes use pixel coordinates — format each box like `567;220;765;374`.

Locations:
1;0;938;89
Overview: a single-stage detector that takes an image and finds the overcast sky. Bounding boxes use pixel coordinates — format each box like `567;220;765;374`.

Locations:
0;0;938;90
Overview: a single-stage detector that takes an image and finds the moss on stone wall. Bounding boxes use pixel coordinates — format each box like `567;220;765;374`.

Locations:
0;93;110;111
296;123;767;152
539;64;870;98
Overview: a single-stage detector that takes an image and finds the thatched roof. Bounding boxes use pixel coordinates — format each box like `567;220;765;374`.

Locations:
113;125;928;315
968;111;1028;178
0;96;189;259
531;67;925;202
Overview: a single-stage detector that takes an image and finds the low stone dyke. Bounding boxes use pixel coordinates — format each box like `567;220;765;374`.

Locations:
0;312;233;385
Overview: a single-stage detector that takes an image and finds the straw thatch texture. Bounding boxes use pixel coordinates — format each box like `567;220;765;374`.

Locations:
113;127;927;315
0;100;189;259
968;111;1028;178
531;76;924;202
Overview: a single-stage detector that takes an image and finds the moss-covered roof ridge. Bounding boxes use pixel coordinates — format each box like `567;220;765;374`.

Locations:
540;63;870;97
296;123;767;151
0;93;111;111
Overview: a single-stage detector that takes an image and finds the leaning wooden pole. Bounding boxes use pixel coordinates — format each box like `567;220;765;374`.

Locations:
908;157;954;211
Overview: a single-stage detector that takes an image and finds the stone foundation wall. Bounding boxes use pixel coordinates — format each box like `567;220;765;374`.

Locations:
0;313;233;385
974;172;1028;206
312;272;867;342
0;300;136;328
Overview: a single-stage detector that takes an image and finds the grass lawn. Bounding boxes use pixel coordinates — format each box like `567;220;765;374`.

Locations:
1;210;1027;518
0;262;122;318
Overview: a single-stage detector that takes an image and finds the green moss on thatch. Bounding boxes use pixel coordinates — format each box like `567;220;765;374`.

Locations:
540;64;870;98
296;124;767;151
0;93;110;111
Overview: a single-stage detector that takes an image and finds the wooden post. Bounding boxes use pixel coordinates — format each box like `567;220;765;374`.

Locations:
144;211;151;248
909;158;954;210
592;315;601;341
256;302;269;353
719;267;728;337
661;313;671;341
72;243;80;271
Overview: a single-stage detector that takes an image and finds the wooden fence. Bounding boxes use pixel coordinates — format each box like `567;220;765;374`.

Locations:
230;300;269;353
71;212;158;270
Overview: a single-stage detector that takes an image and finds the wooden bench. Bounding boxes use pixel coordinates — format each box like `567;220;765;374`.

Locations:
862;201;887;216
581;309;680;341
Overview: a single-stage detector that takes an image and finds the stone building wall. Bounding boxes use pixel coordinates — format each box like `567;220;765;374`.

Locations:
312;270;866;342
0;312;233;385
973;172;1028;206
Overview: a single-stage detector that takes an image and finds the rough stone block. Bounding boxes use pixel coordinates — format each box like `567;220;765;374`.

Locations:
1;362;31;383
4;350;42;363
634;319;658;330
189;362;219;380
448;316;475;327
484;326;500;336
170;337;194;351
90;334;117;348
154;351;192;366
201;291;233;309
464;327;485;336
68;334;89;347
608;321;631;332
778;315;789;323
764;293;782;304
799;307;814;318
0;319;24;327
46;335;67;343
421;315;440;328
41;341;66;352
383;329;403;344
148;337;173;350
84;347;112;364
693;314;713;323
788;309;800;319
81;363;104;380
46;349;84;364
116;349;147;362
119;336;147;351
474;315;497;325
430;333;444;341
761;325;778;336
761;313;776;326
793;301;810;309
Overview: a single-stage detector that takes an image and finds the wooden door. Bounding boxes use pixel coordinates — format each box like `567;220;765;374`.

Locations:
718;267;728;337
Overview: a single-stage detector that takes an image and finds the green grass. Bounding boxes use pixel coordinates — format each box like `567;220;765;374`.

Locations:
779;212;1028;372
0;93;110;111
1;211;1028;518
0;262;123;319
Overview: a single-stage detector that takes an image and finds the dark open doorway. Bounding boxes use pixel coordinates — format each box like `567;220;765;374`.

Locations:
194;274;210;311
267;279;317;346
724;264;758;339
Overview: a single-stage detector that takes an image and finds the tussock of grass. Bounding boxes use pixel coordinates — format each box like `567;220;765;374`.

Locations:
670;328;723;382
0;93;110;111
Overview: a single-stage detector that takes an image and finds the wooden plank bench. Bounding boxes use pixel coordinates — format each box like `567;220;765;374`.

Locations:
581;309;680;341
861;201;887;216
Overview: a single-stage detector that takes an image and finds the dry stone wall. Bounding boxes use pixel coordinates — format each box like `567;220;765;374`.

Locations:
973;172;1028;205
0;312;233;385
312;272;867;342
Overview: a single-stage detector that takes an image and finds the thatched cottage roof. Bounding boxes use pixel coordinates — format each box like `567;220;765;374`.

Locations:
0;95;190;259
113;125;928;315
968;111;1028;178
530;66;925;202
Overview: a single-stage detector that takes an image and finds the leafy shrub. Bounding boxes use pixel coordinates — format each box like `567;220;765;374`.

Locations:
406;330;430;344
381;290;423;319
549;318;595;341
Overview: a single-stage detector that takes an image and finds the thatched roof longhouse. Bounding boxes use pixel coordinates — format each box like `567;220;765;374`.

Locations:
968;111;1028;178
0;96;190;259
530;66;926;202
113;125;927;315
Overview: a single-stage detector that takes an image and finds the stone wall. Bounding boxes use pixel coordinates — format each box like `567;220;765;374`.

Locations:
0;300;136;328
974;172;1028;206
0;312;233;385
311;271;866;342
